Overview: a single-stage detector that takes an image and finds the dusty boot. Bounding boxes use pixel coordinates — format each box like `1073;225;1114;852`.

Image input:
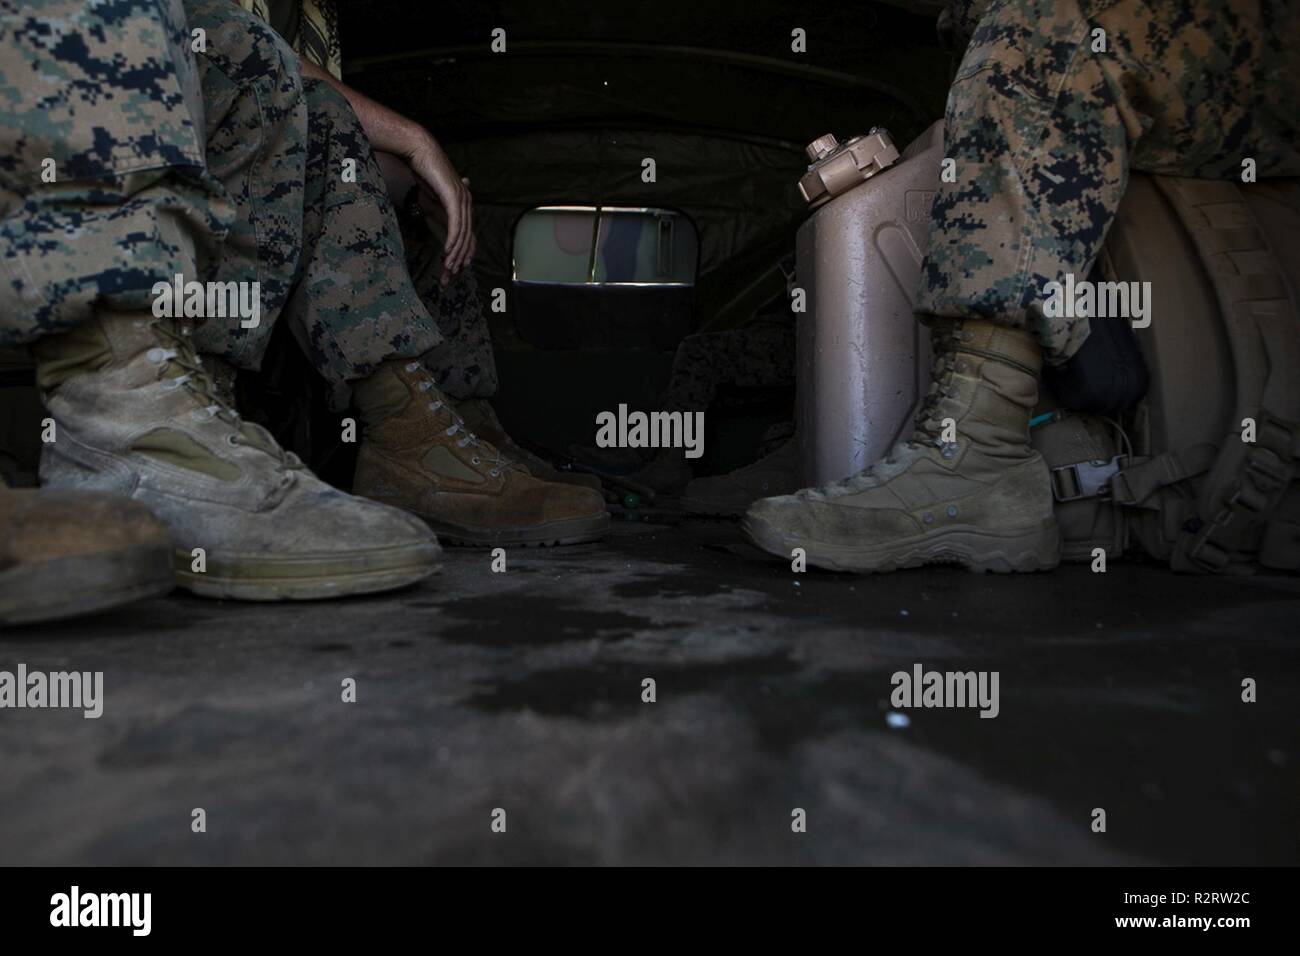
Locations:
682;437;799;516
353;360;609;547
32;313;440;601
743;318;1059;572
199;353;240;408
0;480;173;625
453;397;603;492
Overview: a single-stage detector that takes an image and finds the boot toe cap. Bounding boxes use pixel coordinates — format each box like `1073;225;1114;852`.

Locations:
537;483;607;523
302;486;441;555
747;494;918;545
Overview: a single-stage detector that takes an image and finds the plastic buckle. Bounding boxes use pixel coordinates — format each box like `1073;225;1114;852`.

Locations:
1241;448;1291;503
1184;530;1233;573
1050;455;1127;503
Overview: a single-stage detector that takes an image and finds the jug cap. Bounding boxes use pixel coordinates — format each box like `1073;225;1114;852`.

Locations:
798;129;901;209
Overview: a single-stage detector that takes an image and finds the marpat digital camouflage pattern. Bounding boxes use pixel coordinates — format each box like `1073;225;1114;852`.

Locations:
183;0;439;385
920;0;1300;361
0;0;231;345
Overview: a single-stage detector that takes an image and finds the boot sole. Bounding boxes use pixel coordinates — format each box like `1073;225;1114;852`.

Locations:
172;543;441;601
742;514;1060;574
0;544;174;626
423;512;611;548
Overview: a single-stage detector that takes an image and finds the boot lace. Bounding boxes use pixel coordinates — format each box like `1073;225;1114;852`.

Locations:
813;327;968;496
148;319;302;488
404;362;516;478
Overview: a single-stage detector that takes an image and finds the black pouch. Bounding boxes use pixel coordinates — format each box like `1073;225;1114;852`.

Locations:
1043;313;1150;416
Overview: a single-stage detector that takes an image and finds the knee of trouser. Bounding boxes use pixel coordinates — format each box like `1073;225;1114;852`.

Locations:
184;0;303;115
302;78;374;169
300;78;390;222
302;77;356;126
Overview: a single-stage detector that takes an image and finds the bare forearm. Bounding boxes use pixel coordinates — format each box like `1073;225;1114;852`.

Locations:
218;0;473;281
299;58;429;159
374;150;417;208
296;55;474;284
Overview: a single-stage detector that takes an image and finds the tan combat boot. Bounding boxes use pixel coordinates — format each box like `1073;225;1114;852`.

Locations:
452;397;603;493
32;313;440;601
0;480;173;625
353;360;610;546
744;318;1059;572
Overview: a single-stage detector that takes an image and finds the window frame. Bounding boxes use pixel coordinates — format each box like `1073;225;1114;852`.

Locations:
511;204;700;288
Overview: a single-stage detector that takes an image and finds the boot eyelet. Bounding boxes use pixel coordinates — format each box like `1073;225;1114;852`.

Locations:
405;362;420;372
923;512;935;524
472;457;481;465
489;468;500;477
226;434;240;446
947;505;958;517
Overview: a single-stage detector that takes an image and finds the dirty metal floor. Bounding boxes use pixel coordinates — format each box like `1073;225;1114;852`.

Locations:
1;515;1296;866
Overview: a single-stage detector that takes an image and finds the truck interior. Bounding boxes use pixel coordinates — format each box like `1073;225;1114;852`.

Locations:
0;0;1296;869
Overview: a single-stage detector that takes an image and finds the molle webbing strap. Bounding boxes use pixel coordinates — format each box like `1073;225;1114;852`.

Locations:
1152;176;1300;573
1110;444;1218;509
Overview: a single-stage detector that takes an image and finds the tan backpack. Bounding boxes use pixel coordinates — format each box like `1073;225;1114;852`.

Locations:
1031;173;1300;572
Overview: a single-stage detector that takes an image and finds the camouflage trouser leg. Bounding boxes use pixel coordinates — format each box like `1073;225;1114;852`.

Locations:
185;0;305;367
185;0;439;384
403;227;499;400
918;0;1300;363
663;322;795;415
285;78;440;386
0;0;231;346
